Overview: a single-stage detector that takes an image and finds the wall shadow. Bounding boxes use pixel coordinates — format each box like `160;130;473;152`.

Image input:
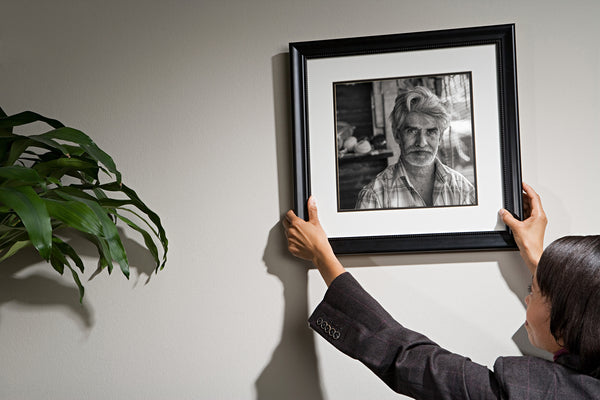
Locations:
0;227;161;330
257;51;546;399
0;245;93;329
257;224;324;400
255;53;324;400
339;249;551;359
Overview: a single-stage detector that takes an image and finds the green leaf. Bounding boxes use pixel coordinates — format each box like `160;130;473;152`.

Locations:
55;189;129;278
0;240;31;263
33;158;99;180
26;134;71;157
100;182;168;270
0;136;17;163
0;166;44;186
0;111;64;130
87;201;129;278
40;127;121;183
114;212;160;271
44;198;103;237
5;137;34;166
0;186;52;260
52;237;85;273
49;242;67;274
82;233;112;273
67;264;85;303
106;203;160;237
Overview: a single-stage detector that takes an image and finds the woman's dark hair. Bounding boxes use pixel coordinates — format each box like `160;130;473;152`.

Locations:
537;235;600;377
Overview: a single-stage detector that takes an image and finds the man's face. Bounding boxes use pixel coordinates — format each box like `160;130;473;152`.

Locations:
396;112;442;167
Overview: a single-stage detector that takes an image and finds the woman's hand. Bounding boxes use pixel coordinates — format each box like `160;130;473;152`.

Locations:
499;182;547;274
283;197;345;286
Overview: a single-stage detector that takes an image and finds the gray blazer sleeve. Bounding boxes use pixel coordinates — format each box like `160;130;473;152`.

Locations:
308;272;502;400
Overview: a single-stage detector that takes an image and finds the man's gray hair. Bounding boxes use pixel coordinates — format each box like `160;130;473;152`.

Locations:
390;86;451;133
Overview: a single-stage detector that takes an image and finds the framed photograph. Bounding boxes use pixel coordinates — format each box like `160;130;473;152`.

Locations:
289;24;522;254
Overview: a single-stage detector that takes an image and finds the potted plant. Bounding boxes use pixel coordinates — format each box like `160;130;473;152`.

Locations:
0;107;168;301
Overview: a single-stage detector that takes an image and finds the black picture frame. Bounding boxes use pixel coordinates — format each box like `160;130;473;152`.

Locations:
289;24;522;254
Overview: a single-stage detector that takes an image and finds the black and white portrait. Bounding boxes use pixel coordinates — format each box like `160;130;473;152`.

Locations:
291;26;519;252
335;73;478;212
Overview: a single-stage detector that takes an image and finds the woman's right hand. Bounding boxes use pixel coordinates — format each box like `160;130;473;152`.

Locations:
499;182;548;274
283;196;346;286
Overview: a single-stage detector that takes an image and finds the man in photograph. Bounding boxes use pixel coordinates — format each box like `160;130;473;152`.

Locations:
355;86;476;209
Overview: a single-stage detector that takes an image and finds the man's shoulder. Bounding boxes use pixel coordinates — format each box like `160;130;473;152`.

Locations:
376;163;399;179
365;163;400;188
435;160;473;188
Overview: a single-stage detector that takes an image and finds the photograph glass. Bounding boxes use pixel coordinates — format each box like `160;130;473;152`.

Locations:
334;73;478;212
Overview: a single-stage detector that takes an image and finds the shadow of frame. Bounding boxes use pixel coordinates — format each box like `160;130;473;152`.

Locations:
254;53;324;400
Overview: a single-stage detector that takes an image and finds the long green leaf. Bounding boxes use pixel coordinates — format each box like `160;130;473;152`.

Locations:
40;127;121;183
0;136;17;162
3;136;68;167
0;240;31;263
44;198;103;237
0;111;64;130
86;201;129;278
59;187;164;271
26;135;70;157
55;189;129;278
100;182;168;269
5;137;34;166
107;204;160;238
53;239;85;274
0;186;52;260
0;223;27;233
0;219;30;246
67;264;85;303
114;212;160;270
49;186;98;202
82;233;112;273
33;158;99;180
0;166;44;185
49;242;67;274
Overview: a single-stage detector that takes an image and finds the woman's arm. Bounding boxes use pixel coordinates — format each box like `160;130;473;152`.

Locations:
499;182;548;275
283;197;503;399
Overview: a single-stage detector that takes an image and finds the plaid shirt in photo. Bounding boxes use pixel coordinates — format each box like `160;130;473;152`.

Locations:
355;158;476;209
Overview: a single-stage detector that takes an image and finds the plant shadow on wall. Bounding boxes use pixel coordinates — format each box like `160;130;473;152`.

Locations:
254;53;324;400
0;229;157;328
0;108;168;325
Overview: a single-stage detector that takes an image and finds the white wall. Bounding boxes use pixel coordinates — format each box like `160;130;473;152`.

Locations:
1;1;599;399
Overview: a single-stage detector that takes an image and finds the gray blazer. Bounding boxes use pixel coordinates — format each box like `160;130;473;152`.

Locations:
309;272;600;399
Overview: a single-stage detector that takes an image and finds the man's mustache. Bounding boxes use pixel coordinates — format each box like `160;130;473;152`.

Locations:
406;147;434;154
